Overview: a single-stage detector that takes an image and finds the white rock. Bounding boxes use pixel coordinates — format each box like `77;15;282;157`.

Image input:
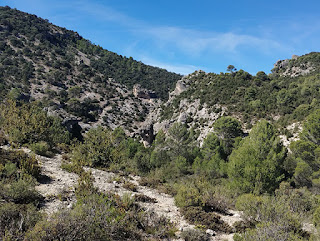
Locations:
206;229;216;236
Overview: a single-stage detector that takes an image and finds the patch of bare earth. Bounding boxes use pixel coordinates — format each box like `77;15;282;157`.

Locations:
35;154;78;215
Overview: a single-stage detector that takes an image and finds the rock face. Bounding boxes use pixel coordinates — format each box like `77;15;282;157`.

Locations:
133;84;157;99
170;70;205;98
62;119;83;141
272;54;316;77
138;124;155;147
141;70;227;146
273;59;290;70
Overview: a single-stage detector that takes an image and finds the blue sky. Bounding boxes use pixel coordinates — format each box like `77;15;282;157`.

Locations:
2;0;320;75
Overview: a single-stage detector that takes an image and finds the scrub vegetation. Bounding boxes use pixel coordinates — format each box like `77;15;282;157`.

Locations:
1;5;320;241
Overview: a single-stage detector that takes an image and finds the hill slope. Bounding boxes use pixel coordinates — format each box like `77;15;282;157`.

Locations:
2;6;320;144
0;6;182;138
146;53;320;144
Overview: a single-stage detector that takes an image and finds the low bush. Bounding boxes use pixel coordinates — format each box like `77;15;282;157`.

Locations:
26;190;176;240
313;205;320;227
123;182;138;192
180;228;210;241
0;178;42;204
234;221;309;241
235;193;307;240
139;176;162;188
30;141;50;156
0;131;7;145
0;149;41;179
0;203;42;240
134;194;157;203
181;206;232;233
60;160;83;175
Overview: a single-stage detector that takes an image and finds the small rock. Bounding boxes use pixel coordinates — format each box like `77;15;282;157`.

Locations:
206;229;216;236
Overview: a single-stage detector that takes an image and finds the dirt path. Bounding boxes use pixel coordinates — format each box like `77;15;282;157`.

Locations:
1;146;242;240
86;168;242;240
85;168;195;232
1;146;78;214
35;154;78;214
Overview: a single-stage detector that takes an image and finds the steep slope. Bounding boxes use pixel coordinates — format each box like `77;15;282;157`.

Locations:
0;6;181;137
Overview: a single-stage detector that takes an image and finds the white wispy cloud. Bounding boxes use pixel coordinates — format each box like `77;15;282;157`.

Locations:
71;1;287;57
146;26;285;56
139;56;201;75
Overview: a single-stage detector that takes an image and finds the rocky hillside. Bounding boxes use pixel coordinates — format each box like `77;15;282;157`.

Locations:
2;6;320;147
0;6;181;138
2;6;320;241
272;52;320;77
142;52;320;145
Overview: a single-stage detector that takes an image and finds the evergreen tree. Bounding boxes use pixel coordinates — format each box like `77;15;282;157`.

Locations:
228;120;286;194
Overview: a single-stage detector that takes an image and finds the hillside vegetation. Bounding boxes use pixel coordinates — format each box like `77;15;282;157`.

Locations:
1;5;320;241
0;6;181;138
160;57;320;129
0;6;181;100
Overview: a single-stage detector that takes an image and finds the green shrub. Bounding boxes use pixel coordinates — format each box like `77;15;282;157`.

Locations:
26;191;175;241
1;178;42;204
0;149;40;179
174;182;201;208
181;206;232;233
139;176;162;188
30;141;49;156
60;161;83;175
235;193;305;240
180;229;210;241
0;100;70;147
0;131;7;145
0;203;42;239
313;205;320;227
234;221;307;241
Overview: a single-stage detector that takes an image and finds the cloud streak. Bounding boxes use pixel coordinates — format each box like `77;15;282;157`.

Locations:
8;0;318;74
139;56;201;75
72;1;287;57
146;27;285;56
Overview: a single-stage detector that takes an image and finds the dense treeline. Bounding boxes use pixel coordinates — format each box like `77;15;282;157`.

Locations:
0;6;181;100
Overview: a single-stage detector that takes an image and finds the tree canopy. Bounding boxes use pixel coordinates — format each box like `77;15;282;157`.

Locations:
228;120;287;194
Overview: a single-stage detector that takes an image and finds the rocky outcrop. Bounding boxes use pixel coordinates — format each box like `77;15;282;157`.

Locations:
169;70;205;99
138;123;155;147
272;54;316;77
141;71;226;146
133;84;157;99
